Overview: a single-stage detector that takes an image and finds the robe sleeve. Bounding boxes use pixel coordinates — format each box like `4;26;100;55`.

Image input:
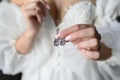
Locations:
94;0;120;56
0;2;29;75
92;1;120;79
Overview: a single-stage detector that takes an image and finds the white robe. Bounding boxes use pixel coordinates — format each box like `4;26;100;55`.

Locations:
0;0;120;80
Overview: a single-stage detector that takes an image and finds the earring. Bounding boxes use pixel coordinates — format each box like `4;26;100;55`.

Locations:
54;38;66;46
60;38;66;46
54;38;60;46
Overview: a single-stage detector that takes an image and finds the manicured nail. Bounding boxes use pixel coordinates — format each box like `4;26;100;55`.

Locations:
55;33;61;39
65;35;72;41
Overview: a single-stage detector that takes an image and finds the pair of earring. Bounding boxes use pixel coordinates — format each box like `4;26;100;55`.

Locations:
54;38;66;46
54;28;66;46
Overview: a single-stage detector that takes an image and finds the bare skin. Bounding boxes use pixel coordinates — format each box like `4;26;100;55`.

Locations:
11;0;111;60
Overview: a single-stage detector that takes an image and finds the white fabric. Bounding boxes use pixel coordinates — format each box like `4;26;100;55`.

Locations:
0;0;120;80
95;0;120;56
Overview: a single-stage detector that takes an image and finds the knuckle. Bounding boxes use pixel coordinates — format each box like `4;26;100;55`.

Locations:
89;27;96;36
62;32;68;37
78;42;84;48
60;29;69;35
92;26;96;32
74;24;80;30
36;10;40;14
91;25;96;30
81;24;89;28
71;33;77;40
34;2;39;7
60;30;66;35
92;38;99;46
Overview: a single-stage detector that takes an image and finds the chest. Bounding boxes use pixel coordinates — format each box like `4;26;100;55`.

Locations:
45;0;82;26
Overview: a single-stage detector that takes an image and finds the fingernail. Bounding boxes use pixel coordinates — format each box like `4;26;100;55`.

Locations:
65;35;72;41
55;33;61;39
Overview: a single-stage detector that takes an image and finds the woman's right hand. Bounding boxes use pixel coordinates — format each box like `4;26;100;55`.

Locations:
16;0;48;54
21;0;47;32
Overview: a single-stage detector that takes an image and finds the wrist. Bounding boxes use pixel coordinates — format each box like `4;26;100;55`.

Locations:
27;26;40;33
25;28;39;38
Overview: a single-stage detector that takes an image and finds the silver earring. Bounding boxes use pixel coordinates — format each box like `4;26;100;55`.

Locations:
54;38;60;46
60;38;66;46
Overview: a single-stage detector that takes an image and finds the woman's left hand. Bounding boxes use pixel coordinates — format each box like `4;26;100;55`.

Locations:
55;24;101;59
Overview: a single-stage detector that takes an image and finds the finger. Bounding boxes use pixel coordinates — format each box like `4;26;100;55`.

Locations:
75;38;99;51
23;1;46;17
80;49;91;59
65;27;96;41
36;0;48;17
81;49;100;59
42;0;50;9
24;9;44;22
39;2;47;17
55;24;89;38
72;38;90;45
24;9;38;17
23;1;40;10
32;0;50;9
36;12;43;23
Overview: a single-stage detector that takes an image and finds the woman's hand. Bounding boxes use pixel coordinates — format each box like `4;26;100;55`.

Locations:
16;0;48;55
21;0;47;32
55;24;101;59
